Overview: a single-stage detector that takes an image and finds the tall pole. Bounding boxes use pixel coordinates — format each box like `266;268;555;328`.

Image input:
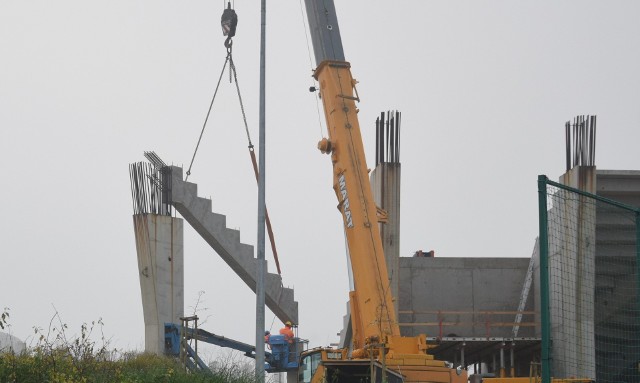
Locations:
538;175;551;383
255;0;267;381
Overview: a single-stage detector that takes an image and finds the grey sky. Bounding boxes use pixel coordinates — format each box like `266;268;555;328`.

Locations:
1;0;639;356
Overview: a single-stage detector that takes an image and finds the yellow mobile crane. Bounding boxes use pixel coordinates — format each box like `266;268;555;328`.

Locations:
294;1;466;382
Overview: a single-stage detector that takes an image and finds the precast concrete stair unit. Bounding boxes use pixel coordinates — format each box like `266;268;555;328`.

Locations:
168;166;298;324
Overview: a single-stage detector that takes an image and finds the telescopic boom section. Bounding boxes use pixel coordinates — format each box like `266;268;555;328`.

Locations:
316;60;400;350
303;3;467;381
304;0;398;351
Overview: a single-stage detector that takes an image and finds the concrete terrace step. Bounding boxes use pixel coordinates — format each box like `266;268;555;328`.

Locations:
167;166;298;324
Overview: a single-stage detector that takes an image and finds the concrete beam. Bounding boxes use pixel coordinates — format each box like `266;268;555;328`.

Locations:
167;166;298;324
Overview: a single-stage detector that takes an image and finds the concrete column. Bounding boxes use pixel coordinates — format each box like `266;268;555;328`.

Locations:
550;166;596;379
133;214;184;355
499;343;505;378
370;163;401;319
492;353;496;374
510;344;515;377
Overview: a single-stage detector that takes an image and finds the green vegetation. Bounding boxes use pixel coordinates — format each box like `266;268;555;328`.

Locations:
0;309;266;383
0;351;263;383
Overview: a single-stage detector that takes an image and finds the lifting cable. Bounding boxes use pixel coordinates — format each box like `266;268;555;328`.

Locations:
185;5;282;275
185;53;230;181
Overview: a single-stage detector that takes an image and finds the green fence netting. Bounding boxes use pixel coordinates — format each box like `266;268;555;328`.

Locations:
538;175;640;383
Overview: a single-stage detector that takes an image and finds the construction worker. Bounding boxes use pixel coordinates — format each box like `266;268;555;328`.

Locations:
279;321;295;362
264;331;271;350
279;321;294;343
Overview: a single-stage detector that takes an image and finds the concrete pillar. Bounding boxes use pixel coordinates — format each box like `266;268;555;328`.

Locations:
370;163;401;319
510;344;515;377
499;343;505;377
133;214;184;355
492;353;496;373
550;165;596;379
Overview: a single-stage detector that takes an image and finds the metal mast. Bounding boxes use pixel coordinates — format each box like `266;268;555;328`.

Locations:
255;0;267;381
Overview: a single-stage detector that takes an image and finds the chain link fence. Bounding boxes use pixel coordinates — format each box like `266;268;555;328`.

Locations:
538;175;640;383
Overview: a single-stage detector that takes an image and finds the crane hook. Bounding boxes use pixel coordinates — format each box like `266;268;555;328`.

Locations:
221;2;238;48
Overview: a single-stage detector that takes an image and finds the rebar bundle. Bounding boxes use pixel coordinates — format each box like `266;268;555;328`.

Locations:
565;115;596;171
129;152;172;216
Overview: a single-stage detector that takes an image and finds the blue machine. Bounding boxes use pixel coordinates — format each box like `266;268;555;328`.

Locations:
164;323;299;373
264;334;299;372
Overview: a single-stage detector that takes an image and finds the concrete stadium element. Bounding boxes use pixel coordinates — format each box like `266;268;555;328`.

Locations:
370;162;401;319
551;165;597;379
530;169;640;380
338;168;639;375
0;332;26;354
167;166;298;324
133;214;184;355
399;257;534;339
593;170;640;380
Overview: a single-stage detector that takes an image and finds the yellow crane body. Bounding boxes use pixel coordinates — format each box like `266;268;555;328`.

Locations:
297;1;465;381
315;60;399;347
307;59;466;382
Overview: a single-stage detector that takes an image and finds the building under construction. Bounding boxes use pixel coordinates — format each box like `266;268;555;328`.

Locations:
129;114;640;381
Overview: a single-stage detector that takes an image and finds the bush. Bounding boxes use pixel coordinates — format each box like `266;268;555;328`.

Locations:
0;310;267;383
0;349;268;383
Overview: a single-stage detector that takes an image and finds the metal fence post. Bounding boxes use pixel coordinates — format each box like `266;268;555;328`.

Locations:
538;175;551;383
637;212;640;340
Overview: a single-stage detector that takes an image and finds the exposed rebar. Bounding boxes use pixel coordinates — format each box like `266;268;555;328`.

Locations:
565;115;597;171
129;153;172;216
375;110;401;166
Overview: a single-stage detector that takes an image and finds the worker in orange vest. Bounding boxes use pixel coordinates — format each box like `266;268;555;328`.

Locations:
279;321;295;362
279;321;294;343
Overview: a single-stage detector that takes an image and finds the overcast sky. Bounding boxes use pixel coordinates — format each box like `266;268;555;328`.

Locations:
1;0;639;360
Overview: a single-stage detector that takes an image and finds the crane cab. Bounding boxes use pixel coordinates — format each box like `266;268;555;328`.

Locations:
297;348;404;383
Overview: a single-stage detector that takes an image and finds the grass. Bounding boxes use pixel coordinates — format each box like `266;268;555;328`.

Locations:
0;309;269;383
0;351;263;383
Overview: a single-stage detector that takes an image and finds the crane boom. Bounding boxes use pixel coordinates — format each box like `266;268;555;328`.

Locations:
318;59;400;346
298;1;466;382
304;0;398;351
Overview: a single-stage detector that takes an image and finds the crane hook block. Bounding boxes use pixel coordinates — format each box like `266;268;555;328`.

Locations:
318;138;333;154
221;2;238;38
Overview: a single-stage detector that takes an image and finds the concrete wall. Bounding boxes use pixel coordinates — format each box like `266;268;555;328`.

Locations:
594;170;640;381
391;169;639;378
523;169;639;380
0;332;25;354
597;170;640;207
549;166;596;379
133;214;184;355
398;257;533;339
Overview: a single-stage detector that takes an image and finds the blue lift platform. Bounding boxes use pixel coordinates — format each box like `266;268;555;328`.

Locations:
164;322;302;374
